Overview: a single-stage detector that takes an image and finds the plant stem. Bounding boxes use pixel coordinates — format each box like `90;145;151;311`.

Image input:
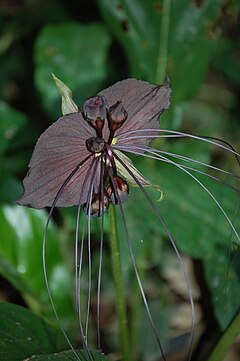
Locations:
207;310;240;361
109;204;130;361
155;0;171;84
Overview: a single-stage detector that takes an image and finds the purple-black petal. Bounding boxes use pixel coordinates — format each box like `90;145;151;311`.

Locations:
99;78;171;148
17;113;98;208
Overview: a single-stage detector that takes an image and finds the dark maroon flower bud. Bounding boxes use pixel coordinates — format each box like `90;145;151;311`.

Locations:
83;190;110;217
86;137;105;153
111;175;129;204
83;95;108;121
108;101;128;132
83;96;108;136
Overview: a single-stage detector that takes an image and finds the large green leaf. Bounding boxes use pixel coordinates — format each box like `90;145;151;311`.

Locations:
34;22;111;118
122;138;239;258
0;302;57;361
119;138;240;329
97;0;225;100
204;249;240;330
0;205;73;322
0;302;108;361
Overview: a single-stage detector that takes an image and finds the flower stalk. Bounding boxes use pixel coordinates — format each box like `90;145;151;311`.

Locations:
207;310;240;361
109;204;131;361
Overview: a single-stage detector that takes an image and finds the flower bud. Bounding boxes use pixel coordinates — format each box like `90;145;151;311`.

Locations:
83;190;110;217
86;137;105;153
108;101;128;132
110;175;129;204
83;96;108;135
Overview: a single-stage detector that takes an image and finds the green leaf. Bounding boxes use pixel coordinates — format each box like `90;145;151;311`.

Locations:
0;302;108;361
0;257;31;295
0;205;73;322
117;136;239;282
136;300;171;360
34;22;111;118
114;150;163;200
120;138;240;328
125;140;238;258
204;250;240;330
0;302;57;361
0;102;27;154
97;0;225;100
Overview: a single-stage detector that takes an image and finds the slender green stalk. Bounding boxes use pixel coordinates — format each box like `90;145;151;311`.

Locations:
155;0;171;84
207;310;240;361
109;204;130;361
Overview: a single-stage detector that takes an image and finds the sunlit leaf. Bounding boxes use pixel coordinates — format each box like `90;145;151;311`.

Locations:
0;205;73;321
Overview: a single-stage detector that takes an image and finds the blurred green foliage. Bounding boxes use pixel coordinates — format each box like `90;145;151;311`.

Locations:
0;0;240;360
35;22;111;118
0;302;107;361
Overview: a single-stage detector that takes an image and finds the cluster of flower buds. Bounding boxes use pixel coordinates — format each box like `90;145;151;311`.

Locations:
83;96;129;216
83;190;110;217
106;175;129;204
83;96;128;145
83;175;129;217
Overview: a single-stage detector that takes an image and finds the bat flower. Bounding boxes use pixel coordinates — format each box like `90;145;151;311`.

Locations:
17;75;240;361
18;76;170;214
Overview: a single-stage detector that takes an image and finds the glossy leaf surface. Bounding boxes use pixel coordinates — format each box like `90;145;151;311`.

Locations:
0;302;108;361
0;206;73;322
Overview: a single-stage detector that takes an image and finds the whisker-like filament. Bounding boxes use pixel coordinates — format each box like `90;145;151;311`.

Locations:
109;171;168;361
75;158;97;361
152;149;240;180
75;158;100;353
97;156;105;355
85;183;93;343
116;128;240;158
114;144;240;193
112;151;195;361
199;135;240;167
116;143;240;319
115;145;240;245
76;202;87;342
76;206;88;352
20;76;240;361
43;154;92;361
